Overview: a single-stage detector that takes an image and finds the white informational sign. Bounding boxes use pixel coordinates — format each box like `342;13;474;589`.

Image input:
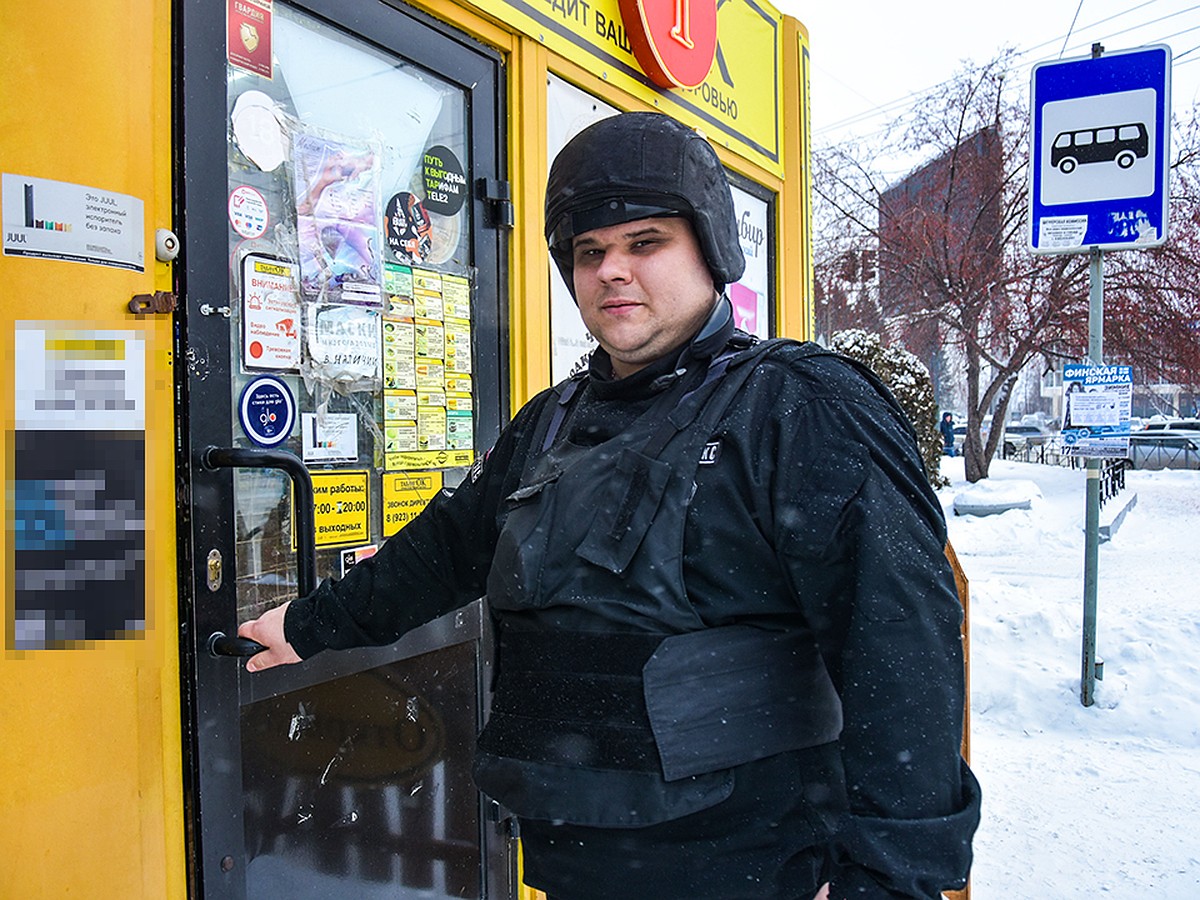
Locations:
301;412;359;462
242;254;301;371
306;304;382;388
2;173;145;271
1060;363;1134;457
729;186;770;339
1067;392;1122;426
1029;45;1171;254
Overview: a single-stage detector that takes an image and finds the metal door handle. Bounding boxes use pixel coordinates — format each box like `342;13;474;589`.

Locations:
200;445;317;595
200;446;317;661
207;631;268;657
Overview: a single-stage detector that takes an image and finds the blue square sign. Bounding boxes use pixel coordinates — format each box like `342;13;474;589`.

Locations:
1029;45;1171;254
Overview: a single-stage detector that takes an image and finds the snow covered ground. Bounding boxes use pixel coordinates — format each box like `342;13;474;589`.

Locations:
941;457;1200;898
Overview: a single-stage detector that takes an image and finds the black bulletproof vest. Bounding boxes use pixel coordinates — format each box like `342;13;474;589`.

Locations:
474;340;843;827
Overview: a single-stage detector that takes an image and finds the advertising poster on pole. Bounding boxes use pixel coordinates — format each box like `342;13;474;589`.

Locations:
1059;363;1134;457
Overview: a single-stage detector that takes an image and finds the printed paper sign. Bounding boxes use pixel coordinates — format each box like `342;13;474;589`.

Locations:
12;326;147;649
1067;392;1122;427
382;471;443;537
307;470;370;547
306;304;381;387
14;327;145;431
1060;364;1134;458
301;412;358;463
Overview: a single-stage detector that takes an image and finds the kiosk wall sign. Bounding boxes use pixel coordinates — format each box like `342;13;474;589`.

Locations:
618;0;717;89
1029;45;1171;254
468;0;783;175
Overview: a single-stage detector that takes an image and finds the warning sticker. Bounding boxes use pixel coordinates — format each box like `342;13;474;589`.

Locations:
242;254;300;370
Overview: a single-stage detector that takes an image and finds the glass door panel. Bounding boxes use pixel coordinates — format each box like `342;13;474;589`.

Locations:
181;1;509;896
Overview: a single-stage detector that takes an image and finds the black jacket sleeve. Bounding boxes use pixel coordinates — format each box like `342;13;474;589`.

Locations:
768;353;981;898
283;391;552;659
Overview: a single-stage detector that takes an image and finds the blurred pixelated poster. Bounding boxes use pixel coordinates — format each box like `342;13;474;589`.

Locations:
11;326;145;649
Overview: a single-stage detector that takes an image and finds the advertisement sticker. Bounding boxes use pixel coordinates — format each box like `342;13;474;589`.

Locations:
229;185;269;239
3;173;144;272
301;412;358;463
227;0;274;78
239;376;295;447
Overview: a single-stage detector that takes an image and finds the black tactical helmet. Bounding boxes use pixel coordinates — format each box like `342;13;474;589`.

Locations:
545;112;745;297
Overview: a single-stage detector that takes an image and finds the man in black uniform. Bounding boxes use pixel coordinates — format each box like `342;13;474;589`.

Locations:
241;111;980;900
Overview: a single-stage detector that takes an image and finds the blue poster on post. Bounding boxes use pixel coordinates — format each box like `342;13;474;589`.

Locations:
1059;364;1134;457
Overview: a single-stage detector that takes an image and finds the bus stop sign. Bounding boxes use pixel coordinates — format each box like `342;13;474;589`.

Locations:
1029;45;1171;254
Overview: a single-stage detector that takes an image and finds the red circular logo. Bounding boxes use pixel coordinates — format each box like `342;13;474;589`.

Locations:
618;0;718;89
249;340;263;359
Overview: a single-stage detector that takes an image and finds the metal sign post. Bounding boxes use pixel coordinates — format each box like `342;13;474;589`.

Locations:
1082;249;1103;707
1029;43;1171;706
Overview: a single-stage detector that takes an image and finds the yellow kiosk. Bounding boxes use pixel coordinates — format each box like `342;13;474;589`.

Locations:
0;1;822;896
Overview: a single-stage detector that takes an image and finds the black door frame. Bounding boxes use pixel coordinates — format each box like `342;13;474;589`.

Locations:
175;1;509;895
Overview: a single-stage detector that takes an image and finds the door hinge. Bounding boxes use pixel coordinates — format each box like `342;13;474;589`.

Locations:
476;177;514;230
128;291;177;316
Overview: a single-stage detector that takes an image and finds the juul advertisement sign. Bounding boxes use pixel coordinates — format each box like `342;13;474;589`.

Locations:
469;0;784;174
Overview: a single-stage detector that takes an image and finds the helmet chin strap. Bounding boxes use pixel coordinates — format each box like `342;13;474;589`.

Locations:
693;292;733;345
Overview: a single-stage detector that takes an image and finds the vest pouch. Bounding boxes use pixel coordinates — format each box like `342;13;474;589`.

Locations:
575;448;671;574
472;751;733;828
488;470;563;608
643;626;844;781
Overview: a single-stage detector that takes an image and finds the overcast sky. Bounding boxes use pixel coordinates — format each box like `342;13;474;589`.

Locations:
772;0;1200;147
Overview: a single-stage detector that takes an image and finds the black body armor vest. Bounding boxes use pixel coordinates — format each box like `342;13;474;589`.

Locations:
474;340;844;827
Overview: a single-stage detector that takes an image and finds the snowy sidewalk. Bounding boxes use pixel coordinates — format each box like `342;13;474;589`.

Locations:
941;458;1200;898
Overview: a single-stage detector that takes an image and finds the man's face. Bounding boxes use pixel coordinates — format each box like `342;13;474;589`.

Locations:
571;216;717;379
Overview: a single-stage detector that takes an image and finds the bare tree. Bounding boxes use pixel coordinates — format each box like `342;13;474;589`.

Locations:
813;52;1200;482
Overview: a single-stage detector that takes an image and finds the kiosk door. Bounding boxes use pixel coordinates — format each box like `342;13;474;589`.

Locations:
179;2;510;897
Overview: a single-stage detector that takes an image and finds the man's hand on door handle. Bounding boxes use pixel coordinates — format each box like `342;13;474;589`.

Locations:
238;601;302;672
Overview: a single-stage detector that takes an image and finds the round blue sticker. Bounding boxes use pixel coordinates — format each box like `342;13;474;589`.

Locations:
239;376;295;447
